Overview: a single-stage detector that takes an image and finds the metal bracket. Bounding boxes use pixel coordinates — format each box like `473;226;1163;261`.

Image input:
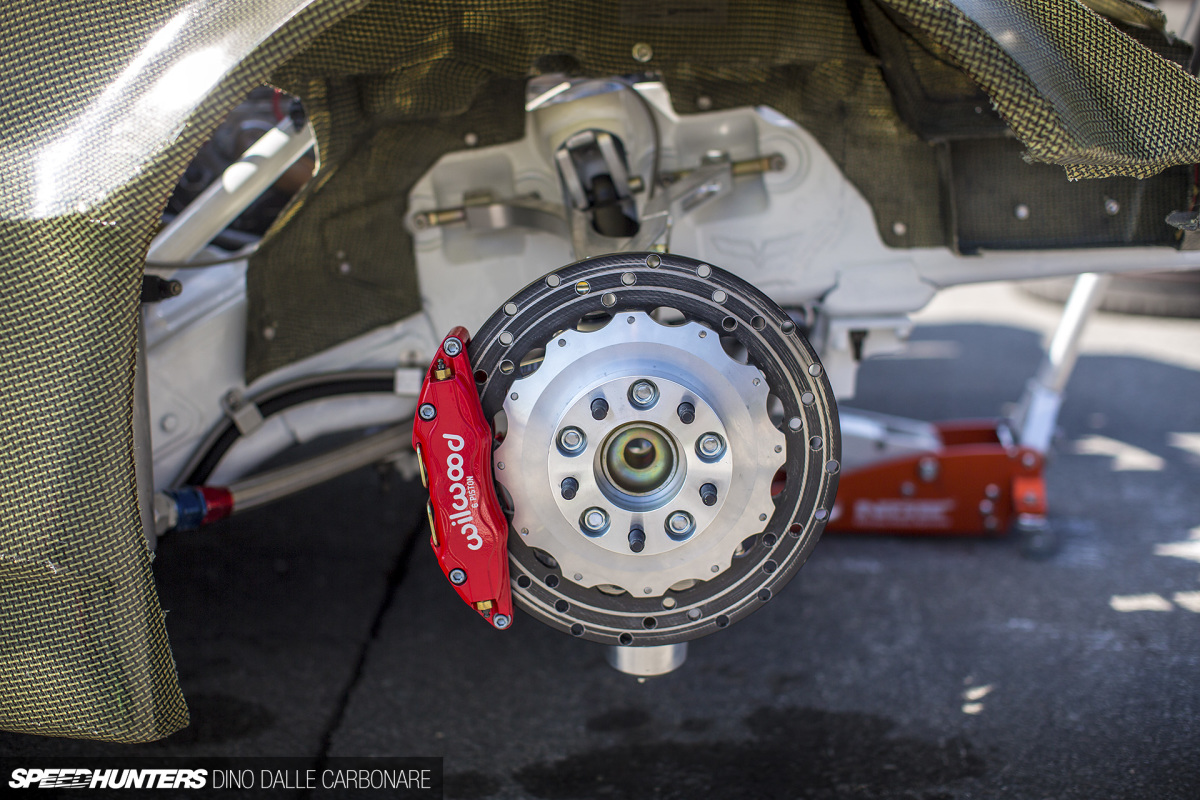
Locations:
221;388;264;436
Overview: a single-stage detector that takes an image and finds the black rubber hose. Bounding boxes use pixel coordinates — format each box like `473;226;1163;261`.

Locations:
183;376;395;486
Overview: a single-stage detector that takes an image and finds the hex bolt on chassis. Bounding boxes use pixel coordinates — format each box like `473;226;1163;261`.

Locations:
463;253;839;666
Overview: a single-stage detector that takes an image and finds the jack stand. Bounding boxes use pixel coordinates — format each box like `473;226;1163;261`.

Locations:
827;274;1110;558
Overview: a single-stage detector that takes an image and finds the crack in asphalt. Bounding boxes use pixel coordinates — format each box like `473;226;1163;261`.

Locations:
311;494;427;772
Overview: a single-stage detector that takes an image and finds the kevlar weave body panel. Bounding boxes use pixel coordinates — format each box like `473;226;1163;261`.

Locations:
0;0;363;742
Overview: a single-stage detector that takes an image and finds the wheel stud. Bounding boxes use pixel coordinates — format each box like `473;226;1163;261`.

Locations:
700;483;718;506
560;477;579;500
591;398;609;420
628;379;659;409
581;507;610;536
628;527;646;553
558;426;587;455
677;402;695;424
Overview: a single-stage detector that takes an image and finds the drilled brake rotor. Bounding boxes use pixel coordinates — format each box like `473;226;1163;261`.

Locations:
468;253;839;646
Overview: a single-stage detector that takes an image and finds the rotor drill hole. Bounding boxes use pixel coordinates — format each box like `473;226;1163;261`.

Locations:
555;599;570;613
517;575;532;588
642;617;658;629
721;316;738;332
619;633;634;645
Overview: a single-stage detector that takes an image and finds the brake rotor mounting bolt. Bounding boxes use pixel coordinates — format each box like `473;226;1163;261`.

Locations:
560;477;579;500
628;527;646;553
666;510;695;540
677;402;695;424
581;507;610;536
591;398;609;420
418;403;436;421
442;337;463;357
558;426;586;455
700;483;718;506
629;380;659;409
697;432;726;461
449;568;466;585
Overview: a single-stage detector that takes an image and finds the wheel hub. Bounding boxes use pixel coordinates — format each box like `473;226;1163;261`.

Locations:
468;253;840;646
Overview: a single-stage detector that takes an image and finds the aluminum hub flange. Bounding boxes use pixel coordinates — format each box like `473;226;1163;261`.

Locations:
468;252;840;646
495;313;783;596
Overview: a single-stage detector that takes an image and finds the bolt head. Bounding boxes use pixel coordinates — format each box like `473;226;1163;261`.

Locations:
697;433;725;461
449;568;466;585
418;403;436;421
493;614;511;629
443;337;463;357
629;380;659;408
665;511;695;539
559;427;586;454
581;507;610;535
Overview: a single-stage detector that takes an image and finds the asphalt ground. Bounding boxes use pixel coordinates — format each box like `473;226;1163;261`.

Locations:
2;280;1199;799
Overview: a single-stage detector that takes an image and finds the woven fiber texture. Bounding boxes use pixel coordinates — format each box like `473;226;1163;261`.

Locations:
248;0;1200;378
0;0;360;742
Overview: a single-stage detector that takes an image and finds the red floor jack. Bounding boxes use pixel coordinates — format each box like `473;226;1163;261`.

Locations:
825;273;1112;556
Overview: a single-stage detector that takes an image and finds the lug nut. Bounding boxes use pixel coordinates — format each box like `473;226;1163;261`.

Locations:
418;403;437;421
677;402;696;424
628;379;659;409
560;477;579;500
700;483;718;506
696;432;726;461
443;336;463;357
665;510;695;540
591;398;609;420
449;568;467;585
581;507;610;536
628;527;646;553
558;426;587;455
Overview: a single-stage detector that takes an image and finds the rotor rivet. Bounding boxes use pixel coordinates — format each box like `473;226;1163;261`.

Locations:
629;380;659;409
558;426;587;455
628;527;646;553
677;402;696;424
418;403;436;421
696;433;726;462
443;337;463;357
560;477;579;500
449;568;467;585
591;397;610;420
581;507;610;536
665;510;695;540
700;483;718;506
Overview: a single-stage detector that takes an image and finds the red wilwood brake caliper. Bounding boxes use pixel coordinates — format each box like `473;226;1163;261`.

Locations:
412;327;513;630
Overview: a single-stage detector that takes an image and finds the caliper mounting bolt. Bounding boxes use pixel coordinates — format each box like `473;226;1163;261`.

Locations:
449;568;467;585
418;403;437;421
442;336;463;357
